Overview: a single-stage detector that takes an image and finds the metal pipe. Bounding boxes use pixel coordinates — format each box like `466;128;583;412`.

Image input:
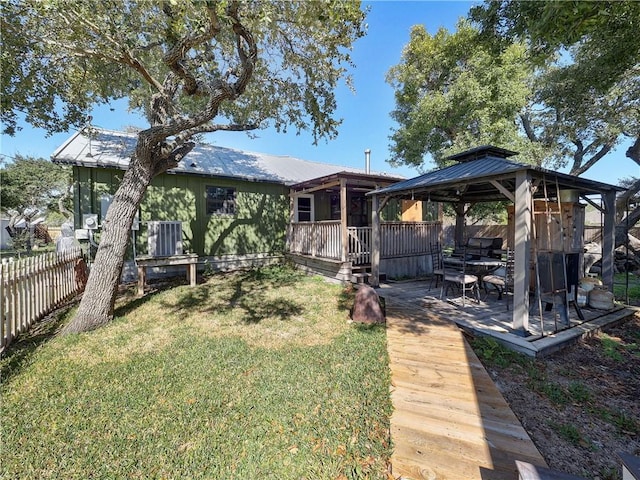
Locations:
364;149;371;174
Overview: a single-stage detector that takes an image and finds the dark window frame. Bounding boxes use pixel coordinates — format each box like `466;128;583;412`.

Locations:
206;186;237;216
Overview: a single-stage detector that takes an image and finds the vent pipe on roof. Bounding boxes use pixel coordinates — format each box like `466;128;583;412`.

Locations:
364;149;371;174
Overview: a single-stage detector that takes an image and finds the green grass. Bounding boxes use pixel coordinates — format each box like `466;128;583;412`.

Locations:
1;265;392;479
550;422;588;448
469;336;529;369
613;272;640;303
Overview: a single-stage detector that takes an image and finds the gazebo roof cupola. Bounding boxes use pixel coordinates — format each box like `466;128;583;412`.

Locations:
447;145;518;163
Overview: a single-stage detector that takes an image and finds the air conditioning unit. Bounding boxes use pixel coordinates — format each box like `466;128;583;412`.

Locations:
148;221;183;257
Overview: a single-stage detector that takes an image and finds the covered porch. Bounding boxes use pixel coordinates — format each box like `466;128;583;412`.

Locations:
368;146;625;337
287;171;442;282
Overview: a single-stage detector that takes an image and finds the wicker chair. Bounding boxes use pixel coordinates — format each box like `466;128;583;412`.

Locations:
440;249;480;307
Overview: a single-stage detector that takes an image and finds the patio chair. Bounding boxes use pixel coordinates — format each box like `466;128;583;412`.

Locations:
428;242;445;290
483;249;514;310
440;249;480;307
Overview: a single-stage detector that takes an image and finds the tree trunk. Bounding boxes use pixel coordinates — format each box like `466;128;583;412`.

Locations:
63;160;154;333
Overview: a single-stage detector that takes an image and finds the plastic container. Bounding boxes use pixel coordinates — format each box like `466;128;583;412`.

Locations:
576;287;588;308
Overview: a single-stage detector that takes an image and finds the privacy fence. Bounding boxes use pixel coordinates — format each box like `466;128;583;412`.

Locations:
1;247;85;351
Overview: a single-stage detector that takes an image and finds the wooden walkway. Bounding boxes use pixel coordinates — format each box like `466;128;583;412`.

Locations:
385;298;548;479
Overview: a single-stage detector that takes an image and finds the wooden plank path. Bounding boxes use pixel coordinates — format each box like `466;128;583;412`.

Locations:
385;298;547;479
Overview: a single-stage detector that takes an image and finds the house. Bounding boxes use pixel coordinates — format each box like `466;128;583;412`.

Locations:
51;128;414;280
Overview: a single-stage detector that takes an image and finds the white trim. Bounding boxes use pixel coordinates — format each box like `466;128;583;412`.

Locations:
294;194;315;222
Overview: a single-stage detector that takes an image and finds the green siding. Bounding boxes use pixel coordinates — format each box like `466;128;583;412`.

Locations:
73;166;289;258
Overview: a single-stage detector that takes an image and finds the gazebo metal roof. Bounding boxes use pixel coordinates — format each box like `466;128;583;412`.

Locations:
369;148;622;203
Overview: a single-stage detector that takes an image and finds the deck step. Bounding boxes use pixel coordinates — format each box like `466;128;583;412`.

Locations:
516;461;588;479
351;272;371;284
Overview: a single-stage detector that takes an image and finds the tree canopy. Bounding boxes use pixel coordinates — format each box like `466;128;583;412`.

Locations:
0;155;71;217
2;1;366;142
470;0;640;96
2;0;367;332
470;0;640;226
387;3;638;178
386;20;551;169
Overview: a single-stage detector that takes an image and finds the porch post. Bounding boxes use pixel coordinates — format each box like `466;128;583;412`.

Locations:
340;178;348;262
513;170;532;333
601;190;616;292
371;194;380;287
287;190;294;253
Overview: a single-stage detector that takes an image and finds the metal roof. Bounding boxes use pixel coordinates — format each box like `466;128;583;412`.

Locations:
369;148;622;203
51;128;399;186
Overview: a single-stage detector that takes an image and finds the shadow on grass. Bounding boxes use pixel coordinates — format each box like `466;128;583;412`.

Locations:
112;281;176;318
160;266;307;324
0;300;75;385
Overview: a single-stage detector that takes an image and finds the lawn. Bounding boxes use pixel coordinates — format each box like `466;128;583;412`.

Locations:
1;266;392;479
613;272;640;305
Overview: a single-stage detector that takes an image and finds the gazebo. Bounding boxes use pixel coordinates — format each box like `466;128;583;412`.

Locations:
368;146;624;335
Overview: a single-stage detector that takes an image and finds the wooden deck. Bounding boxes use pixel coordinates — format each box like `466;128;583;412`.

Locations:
379;279;636;357
379;279;637;478
384;296;548;479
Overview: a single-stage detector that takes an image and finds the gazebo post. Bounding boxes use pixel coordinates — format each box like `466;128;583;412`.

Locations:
371;194;380;287
512;170;532;334
454;203;465;248
601;190;616;292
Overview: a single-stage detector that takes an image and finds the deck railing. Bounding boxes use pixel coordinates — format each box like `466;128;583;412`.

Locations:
289;221;442;264
1;248;85;351
289;221;342;260
348;227;371;265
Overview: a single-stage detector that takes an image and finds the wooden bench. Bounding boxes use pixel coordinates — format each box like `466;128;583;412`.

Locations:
135;254;198;296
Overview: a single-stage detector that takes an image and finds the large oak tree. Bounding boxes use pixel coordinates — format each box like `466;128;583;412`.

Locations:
388;6;638;230
470;0;640;233
1;0;366;332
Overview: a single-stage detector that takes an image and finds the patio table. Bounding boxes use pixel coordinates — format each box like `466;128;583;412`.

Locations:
443;256;503;275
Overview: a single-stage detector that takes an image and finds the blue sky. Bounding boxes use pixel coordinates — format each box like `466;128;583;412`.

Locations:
1;1;637;185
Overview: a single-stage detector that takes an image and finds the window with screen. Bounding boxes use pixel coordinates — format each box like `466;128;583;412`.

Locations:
206;186;236;216
296;195;313;221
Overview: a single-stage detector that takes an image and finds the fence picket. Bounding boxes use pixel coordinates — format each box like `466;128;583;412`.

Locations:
0;248;83;351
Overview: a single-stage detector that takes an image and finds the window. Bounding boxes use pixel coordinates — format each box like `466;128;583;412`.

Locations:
295;195;314;222
206;186;236;216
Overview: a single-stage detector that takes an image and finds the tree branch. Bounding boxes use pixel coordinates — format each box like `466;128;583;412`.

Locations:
519;112;538;142
571;143;612;176
162;2;221;96
626;135;640;165
569;139;584;175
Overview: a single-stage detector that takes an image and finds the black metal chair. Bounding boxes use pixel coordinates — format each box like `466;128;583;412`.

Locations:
429;242;445;290
483;249;514;309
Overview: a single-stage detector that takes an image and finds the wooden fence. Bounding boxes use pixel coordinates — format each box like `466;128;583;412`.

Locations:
1;247;85;351
381;221;440;258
